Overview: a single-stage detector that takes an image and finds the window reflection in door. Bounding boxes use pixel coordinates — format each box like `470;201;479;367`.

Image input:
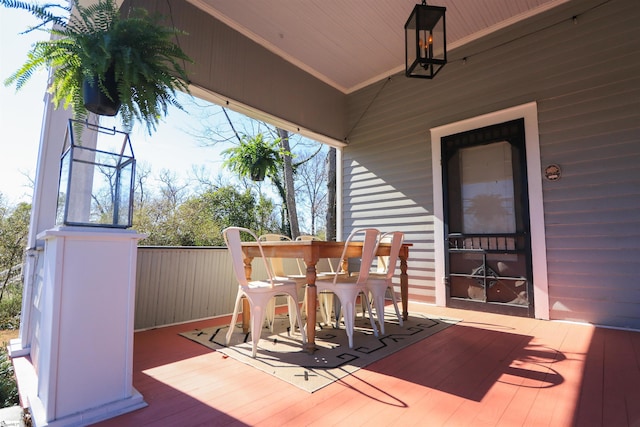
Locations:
460;141;515;234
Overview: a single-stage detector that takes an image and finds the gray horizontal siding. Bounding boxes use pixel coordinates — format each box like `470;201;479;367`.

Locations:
344;0;640;328
535;0;640;328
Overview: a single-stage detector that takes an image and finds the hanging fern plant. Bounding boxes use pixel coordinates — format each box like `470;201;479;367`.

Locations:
2;0;192;135
222;134;286;182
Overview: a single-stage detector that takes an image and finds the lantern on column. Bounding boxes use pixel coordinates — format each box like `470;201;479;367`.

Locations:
56;119;136;228
405;1;447;79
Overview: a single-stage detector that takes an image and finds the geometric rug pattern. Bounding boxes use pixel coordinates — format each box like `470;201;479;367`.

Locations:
180;311;459;392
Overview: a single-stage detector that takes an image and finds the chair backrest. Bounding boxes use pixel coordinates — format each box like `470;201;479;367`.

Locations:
258;234;292;276
259;234;292;242
375;233;393;274
377;231;405;280
294;235;327;275
334;228;380;285
295;235;320;241
223;227;275;288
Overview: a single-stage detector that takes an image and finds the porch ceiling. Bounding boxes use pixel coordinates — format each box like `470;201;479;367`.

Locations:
188;0;573;93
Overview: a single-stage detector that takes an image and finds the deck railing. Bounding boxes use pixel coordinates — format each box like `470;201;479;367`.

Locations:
0;263;23;289
134;246;311;330
17;246;328;331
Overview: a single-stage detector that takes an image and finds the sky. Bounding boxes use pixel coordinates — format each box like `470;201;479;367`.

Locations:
0;6;228;206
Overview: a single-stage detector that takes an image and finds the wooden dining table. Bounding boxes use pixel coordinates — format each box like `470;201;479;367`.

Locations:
240;240;411;353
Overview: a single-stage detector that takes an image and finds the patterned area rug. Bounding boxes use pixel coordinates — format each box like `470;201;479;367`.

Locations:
180;311;459;393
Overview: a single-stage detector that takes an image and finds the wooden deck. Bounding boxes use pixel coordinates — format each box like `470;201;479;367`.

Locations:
94;304;640;427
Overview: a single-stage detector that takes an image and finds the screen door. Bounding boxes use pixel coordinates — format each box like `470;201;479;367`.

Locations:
442;119;534;316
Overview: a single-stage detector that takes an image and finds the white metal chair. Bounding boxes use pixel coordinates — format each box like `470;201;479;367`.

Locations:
366;231;405;334
223;227;306;358
315;228;380;348
258;233;293;281
258;233;305;332
261;234;312;281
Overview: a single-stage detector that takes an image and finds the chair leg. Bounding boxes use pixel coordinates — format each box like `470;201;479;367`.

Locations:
334;288;372;348
265;298;276;331
360;293;368;319
331;289;379;348
247;293;276;358
340;297;356;349
371;288;387;335
226;290;243;345
250;303;265;358
388;287;403;327
361;291;379;337
287;295;298;333
333;294;341;328
285;290;307;344
319;293;333;325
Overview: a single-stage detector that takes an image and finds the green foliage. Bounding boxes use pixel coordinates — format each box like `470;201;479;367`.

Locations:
222;134;286;181
197;185;278;236
2;0;192;135
0;284;21;409
0;202;30;299
0;348;18;408
132;197;182;246
0;195;25;408
133;185;278;246
0;285;22;330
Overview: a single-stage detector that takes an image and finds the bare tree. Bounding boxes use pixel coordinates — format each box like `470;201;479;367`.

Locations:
157;169;188;208
296;149;328;235
186;99;328;238
325;147;337;241
187;165;233;195
134;161;152;209
277;128;300;238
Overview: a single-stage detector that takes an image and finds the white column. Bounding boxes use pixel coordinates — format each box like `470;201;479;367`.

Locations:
10;89;72;357
13;226;147;427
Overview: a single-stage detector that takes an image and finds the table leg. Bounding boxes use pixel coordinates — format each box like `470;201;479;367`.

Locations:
305;264;318;353
400;255;409;320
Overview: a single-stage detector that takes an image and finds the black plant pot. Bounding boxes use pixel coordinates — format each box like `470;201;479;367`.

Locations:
83;67;121;116
250;168;266;181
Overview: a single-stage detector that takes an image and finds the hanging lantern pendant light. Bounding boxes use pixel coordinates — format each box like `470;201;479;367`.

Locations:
405;0;447;79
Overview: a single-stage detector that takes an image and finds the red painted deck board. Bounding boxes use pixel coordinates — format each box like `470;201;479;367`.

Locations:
93;306;640;427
